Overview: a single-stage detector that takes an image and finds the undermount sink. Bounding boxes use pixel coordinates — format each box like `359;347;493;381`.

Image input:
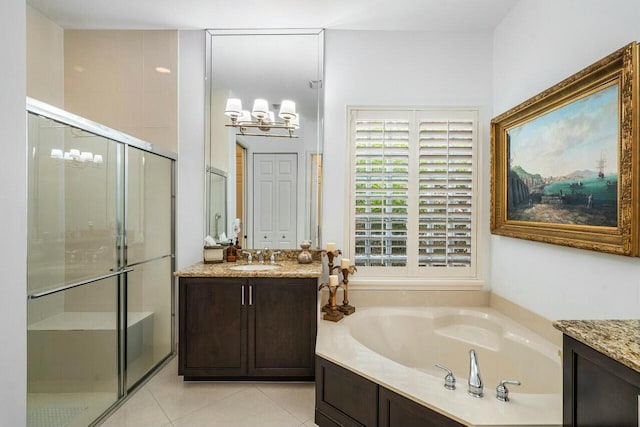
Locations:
228;264;281;271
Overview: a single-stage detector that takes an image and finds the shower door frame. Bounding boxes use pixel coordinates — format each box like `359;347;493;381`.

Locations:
26;97;177;425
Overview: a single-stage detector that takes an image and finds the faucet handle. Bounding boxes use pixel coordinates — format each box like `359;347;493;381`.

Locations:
242;251;253;264
270;251;281;263
435;364;456;390
496;380;521;402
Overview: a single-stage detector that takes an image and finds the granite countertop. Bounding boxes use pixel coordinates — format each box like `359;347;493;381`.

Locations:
174;259;323;278
553;319;640;374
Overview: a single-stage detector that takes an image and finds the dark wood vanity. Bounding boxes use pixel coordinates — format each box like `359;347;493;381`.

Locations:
555;320;640;426
175;260;321;380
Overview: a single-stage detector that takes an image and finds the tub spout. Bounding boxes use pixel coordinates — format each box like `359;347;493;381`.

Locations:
468;349;483;398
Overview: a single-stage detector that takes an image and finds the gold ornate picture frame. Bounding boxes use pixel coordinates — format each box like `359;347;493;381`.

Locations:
491;42;639;256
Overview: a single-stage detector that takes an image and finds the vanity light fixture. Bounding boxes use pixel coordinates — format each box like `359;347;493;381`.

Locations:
224;97;300;138
50;148;104;167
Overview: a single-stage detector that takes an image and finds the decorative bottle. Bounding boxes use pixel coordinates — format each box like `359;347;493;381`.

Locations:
298;240;313;264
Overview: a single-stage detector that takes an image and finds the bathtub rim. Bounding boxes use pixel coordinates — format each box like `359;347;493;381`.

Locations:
315;305;562;427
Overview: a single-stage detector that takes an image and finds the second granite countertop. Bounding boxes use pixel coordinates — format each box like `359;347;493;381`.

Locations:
553;319;640;374
174;260;323;278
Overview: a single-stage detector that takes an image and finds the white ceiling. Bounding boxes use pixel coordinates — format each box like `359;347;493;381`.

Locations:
28;0;518;31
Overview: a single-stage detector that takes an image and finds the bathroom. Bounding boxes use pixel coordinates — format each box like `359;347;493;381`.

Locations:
2;1;640;426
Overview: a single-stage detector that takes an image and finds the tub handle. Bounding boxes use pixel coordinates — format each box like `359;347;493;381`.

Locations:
496;380;521;402
435;364;456;390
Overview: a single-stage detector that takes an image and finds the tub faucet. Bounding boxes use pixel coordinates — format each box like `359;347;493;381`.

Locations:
468;349;483;398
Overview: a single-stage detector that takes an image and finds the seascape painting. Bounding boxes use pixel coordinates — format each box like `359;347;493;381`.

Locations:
506;83;619;227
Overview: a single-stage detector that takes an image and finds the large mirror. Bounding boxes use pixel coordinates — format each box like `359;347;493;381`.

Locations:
205;29;324;250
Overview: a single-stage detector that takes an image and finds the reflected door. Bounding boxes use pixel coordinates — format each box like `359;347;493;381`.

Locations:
253;153;297;249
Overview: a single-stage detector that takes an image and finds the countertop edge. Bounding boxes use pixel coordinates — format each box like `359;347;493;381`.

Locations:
553;319;640;374
173;261;323;279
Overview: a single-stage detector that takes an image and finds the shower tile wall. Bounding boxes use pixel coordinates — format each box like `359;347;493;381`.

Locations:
64;30;178;153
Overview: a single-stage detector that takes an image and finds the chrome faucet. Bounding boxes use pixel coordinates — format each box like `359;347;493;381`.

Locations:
270;251;281;264
496;380;521;402
256;250;265;264
468;349;483;398
242;251;253;264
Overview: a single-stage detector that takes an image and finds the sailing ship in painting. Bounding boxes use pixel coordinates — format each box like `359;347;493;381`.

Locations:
506;82;619;227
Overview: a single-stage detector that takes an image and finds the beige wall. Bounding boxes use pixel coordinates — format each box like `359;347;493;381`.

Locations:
64;30;178;153
26;5;64;107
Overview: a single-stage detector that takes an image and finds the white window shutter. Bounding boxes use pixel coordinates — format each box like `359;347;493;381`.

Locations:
418;118;473;268
349;108;477;280
354;118;410;267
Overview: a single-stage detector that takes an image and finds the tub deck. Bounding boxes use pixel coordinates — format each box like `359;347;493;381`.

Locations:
315;306;562;426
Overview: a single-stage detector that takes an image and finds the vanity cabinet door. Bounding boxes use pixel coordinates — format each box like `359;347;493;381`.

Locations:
248;278;317;378
179;277;247;378
563;335;640;426
379;387;464;427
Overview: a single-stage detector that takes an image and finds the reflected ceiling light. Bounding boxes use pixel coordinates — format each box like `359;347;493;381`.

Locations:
50;147;103;167
225;97;299;138
155;66;171;74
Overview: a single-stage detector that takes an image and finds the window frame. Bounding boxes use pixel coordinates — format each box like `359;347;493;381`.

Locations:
345;106;483;289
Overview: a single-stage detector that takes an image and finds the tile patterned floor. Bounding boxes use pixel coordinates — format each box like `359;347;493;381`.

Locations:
101;357;318;427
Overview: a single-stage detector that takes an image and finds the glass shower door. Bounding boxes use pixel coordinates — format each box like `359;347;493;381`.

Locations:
26;112;122;427
125;147;174;388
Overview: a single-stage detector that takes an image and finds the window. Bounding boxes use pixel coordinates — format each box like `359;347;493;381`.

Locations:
349;108;479;282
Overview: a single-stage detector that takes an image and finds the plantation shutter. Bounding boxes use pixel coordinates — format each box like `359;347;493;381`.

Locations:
353;118;409;267
349;107;477;280
418;118;473;267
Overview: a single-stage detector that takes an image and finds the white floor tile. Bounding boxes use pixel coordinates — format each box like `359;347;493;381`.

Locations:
103;356;318;427
102;388;171;427
172;388;301;427
257;383;315;423
148;377;246;421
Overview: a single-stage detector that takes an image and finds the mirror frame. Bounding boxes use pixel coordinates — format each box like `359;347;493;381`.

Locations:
204;29;324;249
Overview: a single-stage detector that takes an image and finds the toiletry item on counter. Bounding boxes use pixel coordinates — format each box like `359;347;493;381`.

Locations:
298;240;313;264
204;245;224;263
226;244;237;262
204;235;224;263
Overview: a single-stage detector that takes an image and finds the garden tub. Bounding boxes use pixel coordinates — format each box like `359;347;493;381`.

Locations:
315;306;562;426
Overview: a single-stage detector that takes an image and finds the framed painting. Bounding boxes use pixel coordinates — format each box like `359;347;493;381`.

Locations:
491;42;639;256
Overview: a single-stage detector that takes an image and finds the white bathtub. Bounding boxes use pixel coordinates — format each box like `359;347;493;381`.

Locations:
316;306;562;426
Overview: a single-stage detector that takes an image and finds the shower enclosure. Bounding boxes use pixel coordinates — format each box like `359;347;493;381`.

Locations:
26;98;175;427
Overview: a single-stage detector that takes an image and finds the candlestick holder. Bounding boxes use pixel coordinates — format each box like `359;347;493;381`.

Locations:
321;249;342;313
318;281;344;322
338;265;357;315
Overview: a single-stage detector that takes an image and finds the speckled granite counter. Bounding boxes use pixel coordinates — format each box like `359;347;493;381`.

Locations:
174;260;322;278
553;320;640;373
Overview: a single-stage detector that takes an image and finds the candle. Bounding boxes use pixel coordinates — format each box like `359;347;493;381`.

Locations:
340;258;350;269
329;275;339;286
326;242;336;252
